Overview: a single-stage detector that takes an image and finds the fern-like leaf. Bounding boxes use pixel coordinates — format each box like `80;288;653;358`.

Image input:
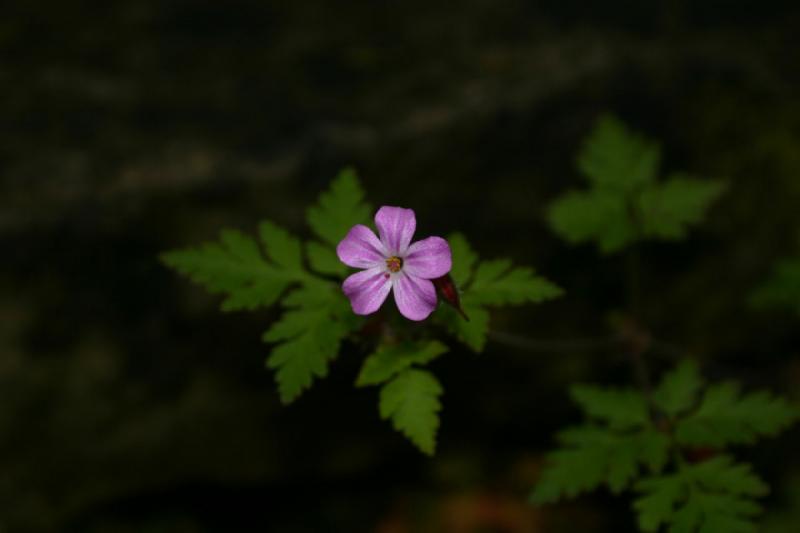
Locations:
379;369;443;455
437;233;561;352
547;115;725;254
578;114;660;193
531;425;669;503
653;359;703;418
634;456;768;532
638;175;726;240
306;167;372;247
676;382;799;447
570;385;650;430
162;226;306;311
263;281;359;404
356;340;448;387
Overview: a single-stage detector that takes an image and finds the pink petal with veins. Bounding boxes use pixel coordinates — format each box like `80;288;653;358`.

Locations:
404;236;452;279
392;273;437;321
342;266;392;315
336;224;387;269
375;206;416;256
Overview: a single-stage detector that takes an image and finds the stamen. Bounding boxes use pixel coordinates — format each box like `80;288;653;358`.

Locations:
385;256;403;273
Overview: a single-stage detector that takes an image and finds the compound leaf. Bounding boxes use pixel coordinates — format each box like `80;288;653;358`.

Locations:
547;115;725;254
531;427;612;503
435;234;559;352
635;474;685;532
306;240;347;277
570;385;650;430
634;456;768;533
469;260;563;306
638;176;726;240
531;425;669;504
264;282;359;404
676;382;799;447
379;369;443;455
306;167;372;247
440;301;490;352
259;220;303;270
356;340;448;387
578;114;660;193
447;232;478;286
653;360;703;418
547;190;636;253
162;226;304;312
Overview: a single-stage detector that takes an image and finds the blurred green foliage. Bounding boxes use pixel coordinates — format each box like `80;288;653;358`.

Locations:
548;116;726;253
533;361;798;532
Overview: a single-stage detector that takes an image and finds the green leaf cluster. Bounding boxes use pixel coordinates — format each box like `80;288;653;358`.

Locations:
531;360;798;532
435;233;562;352
547;115;726;253
356;340;448;455
531;385;669;504
635;456;768;533
164;168;562;454
163;168;371;404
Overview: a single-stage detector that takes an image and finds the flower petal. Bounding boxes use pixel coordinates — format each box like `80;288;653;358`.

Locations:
342;266;392;315
403;236;452;279
336;224;387;269
375;206;416;256
392;273;437;321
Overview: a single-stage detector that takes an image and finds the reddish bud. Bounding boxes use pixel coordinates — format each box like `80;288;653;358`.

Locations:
432;274;469;321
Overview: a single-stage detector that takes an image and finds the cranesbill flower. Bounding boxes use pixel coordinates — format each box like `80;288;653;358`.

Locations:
336;206;452;321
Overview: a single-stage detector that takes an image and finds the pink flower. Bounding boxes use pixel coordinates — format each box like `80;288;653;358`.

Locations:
336;206;452;321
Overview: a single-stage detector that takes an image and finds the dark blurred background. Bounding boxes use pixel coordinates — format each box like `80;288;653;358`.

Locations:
3;1;800;531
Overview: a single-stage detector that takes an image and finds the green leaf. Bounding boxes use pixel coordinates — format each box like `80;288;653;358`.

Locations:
469;260;563;306
547;190;637;253
570;385;650;430
435;234;560;352
638;176;726;240
637;428;671;472
306;167;372;247
379;369;443;455
306;241;347;277
653;360;703;418
531;425;669;504
447;232;478;286
264;282;359;404
750;258;800;316
439;300;490;352
356;340;448;387
578;115;660;193
531;427;613;503
634;474;685;532
634;456;768;533
690;456;769;496
676;382;799;447
547;115;725;253
259;220;303;270
162;226;305;311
